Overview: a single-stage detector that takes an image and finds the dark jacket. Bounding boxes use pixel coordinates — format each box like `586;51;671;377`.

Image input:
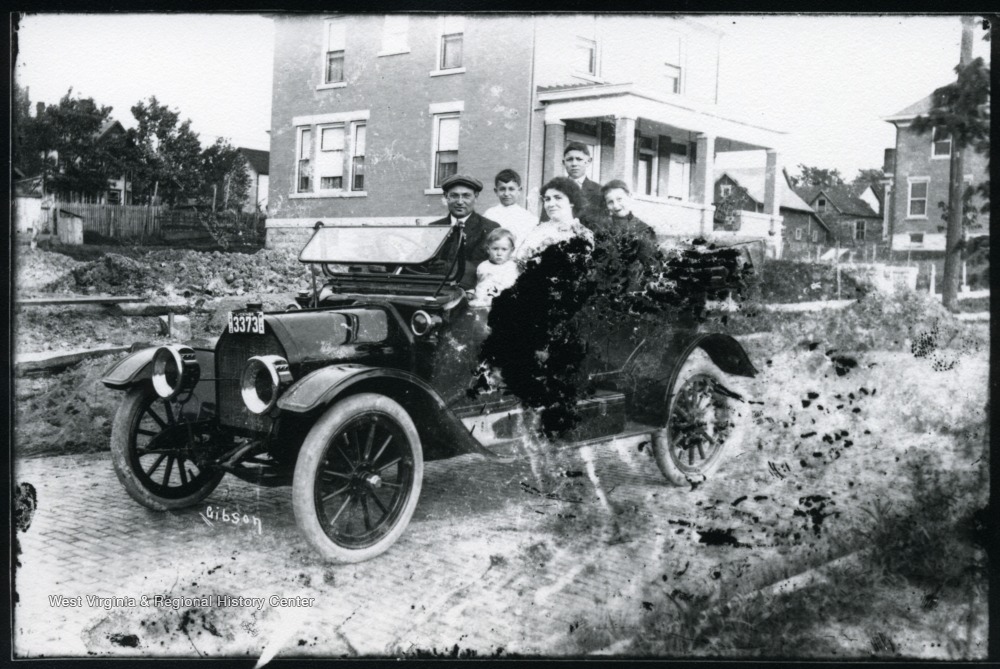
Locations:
579;177;605;227
429;212;500;289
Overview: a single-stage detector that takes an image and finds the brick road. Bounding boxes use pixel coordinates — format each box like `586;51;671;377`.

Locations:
14;430;848;659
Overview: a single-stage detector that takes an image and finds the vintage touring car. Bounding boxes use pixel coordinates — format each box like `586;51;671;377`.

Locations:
102;223;757;563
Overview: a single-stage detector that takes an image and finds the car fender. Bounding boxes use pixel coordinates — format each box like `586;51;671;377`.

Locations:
101;348;157;389
277;365;507;461
101;342;217;390
647;332;756;428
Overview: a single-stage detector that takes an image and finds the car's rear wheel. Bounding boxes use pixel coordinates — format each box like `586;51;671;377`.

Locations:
653;353;748;487
292;393;423;563
110;385;224;510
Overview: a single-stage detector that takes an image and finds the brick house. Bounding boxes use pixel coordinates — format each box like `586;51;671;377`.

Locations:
266;14;788;254
714;167;832;260
793;184;884;254
882;94;989;253
238;147;270;213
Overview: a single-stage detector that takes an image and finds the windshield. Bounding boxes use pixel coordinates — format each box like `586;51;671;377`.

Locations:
299;225;454;265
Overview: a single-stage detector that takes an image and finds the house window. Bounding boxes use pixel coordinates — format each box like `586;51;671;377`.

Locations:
811;229;819;243
816;197;826;212
908;179;929;217
910;232;925;246
932;127;951;158
317;125;345;191
324;19;346;85
574;37;597;76
351;122;366;192
433;114;460;187
719;183;733;198
855;220;866;241
106;189;122;205
664;63;682;94
439;16;464;70
380;15;409;55
794;227;803;241
296;128;312;193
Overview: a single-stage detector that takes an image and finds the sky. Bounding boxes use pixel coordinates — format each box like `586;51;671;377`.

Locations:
13;13;991;180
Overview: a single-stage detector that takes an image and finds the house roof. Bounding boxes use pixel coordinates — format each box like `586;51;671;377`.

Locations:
715;167;815;213
239;147;269;175
96;119;125;140
716;167;833;234
794;184;879;218
884;94;933;121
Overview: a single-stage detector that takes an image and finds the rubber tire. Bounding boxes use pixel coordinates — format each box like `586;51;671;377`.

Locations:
292;393;423;563
110;385;224;511
653;353;749;487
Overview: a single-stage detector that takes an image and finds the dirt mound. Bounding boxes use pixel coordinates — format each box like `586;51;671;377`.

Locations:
68;254;161;295
37;248;312;299
15;355;123;457
14;247;83;296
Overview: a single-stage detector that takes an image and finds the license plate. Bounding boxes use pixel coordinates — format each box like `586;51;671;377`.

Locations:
228;310;265;335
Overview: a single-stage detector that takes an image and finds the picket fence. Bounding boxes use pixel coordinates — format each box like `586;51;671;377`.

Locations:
70;203;164;240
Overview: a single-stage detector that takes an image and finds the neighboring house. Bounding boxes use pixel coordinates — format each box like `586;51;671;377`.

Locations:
714;167;832;260
266;14;788;255
882;94;989;253
45;119;133;205
793;184;884;252
239;147;270;213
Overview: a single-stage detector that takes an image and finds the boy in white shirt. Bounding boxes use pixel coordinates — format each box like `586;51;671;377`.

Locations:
470;228;519;307
482;169;537;248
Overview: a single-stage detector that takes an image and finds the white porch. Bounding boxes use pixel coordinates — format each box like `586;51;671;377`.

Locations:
535;83;787;255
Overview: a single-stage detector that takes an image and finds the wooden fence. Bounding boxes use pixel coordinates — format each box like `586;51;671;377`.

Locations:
68;203;164;240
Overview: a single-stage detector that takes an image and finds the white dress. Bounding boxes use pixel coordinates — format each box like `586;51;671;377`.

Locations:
514;218;594;266
470;259;520;306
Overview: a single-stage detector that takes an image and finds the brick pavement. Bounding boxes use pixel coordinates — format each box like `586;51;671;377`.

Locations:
14;433;849;659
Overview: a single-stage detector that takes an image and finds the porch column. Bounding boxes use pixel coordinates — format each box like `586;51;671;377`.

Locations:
692;134;715;235
613;115;637;191
542;120;565;184
763;149;780;216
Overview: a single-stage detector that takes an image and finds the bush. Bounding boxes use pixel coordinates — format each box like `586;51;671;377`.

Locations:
862;448;988;589
749;259;868;303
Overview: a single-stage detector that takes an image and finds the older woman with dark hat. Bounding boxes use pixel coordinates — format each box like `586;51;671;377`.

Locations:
429;173;499;290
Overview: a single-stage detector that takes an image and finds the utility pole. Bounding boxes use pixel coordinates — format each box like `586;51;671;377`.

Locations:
941;15;975;310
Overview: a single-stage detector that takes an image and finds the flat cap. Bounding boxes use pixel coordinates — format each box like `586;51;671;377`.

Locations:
440;174;483;193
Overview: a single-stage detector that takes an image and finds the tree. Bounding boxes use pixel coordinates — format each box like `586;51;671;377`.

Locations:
200;139;251;211
850;168;887;196
14;87;127;200
911;29;990;311
790;165;845;188
128;96;204;206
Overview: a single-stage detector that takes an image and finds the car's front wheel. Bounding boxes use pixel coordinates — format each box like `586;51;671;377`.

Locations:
110;385;224;510
653;353;749;487
292;393;423;563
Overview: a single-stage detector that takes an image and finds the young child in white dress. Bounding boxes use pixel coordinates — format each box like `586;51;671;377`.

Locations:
470;228;519;307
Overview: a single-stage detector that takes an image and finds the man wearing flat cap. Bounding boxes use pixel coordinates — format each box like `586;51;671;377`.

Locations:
429;174;499;290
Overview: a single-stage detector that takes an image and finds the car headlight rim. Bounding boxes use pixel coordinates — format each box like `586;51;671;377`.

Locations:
240;355;292;415
151;345;199;399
